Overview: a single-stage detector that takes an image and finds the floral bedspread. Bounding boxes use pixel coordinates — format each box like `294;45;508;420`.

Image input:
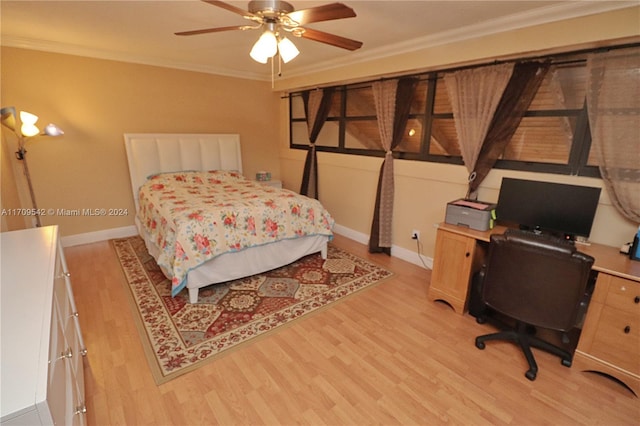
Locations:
138;171;335;297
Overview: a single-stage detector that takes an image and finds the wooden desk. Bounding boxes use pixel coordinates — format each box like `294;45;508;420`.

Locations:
428;222;640;394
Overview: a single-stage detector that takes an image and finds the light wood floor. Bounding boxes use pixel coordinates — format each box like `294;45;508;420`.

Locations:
64;234;639;425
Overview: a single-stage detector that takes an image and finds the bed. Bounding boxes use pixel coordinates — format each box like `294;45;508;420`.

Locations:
124;133;334;303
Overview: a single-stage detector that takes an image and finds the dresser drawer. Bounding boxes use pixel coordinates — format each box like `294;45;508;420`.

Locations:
587;304;640;375
69;369;87;426
58;240;87;359
48;303;69;425
54;272;73;326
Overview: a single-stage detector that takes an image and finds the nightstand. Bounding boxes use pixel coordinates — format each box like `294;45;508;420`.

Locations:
256;180;282;189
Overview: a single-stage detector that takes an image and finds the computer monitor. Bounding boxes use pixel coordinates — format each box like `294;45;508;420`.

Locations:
496;178;601;241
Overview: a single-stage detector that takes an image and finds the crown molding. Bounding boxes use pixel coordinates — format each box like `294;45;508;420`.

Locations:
281;1;639;80
2;1;636;82
1;35;267;81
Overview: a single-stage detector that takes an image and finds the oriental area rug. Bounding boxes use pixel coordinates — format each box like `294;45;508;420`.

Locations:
112;236;393;384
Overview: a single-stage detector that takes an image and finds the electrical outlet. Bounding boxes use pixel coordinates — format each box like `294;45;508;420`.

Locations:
411;229;420;240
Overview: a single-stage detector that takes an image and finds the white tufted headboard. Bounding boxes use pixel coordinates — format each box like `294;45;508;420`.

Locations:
124;133;242;212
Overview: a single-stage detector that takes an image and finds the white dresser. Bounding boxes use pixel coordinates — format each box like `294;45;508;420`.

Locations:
1;226;87;425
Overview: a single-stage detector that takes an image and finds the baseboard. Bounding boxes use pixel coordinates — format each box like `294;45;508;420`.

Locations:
60;223;434;269
333;223;369;246
333;224;433;269
393;241;434;270
61;225;138;247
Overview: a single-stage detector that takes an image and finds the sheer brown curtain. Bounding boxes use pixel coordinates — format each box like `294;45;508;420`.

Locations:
369;77;418;254
444;63;514;194
468;61;550;198
586;47;640;222
300;88;335;199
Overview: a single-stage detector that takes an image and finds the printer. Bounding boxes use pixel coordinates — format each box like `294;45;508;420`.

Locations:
445;199;497;231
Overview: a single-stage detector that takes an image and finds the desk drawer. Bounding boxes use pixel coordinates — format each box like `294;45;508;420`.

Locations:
604;276;640;314
588;305;640;375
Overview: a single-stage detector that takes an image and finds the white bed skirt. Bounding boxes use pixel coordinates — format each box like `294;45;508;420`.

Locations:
138;220;329;303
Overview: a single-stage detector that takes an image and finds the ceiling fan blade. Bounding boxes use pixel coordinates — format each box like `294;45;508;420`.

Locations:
287;3;356;25
175;25;247;36
300;28;362;51
201;0;256;18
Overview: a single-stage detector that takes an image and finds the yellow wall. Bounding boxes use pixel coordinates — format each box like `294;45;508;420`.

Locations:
276;7;640;258
1;7;638;260
1;125;24;231
1;48;281;236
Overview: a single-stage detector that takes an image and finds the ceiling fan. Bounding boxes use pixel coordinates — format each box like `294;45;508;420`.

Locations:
175;0;363;64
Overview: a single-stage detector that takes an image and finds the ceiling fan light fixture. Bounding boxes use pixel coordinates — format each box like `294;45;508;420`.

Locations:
178;1;363;73
278;36;299;63
250;30;278;63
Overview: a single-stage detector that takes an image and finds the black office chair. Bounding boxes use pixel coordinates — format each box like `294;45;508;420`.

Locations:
474;229;595;381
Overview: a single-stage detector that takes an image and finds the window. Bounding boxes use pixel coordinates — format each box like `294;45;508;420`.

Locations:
290;89;342;148
288;47;626;177
345;84;379;150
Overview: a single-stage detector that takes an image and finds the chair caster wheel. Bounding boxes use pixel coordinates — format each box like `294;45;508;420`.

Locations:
562;359;572;367
525;370;537;381
476;316;486;324
475;339;485;350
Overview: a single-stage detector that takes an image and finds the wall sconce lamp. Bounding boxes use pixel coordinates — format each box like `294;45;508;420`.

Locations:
1;106;64;227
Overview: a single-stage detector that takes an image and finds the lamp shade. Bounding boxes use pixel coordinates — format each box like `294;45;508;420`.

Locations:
278;36;299;63
44;123;64;136
250;30;278;63
19;111;40;137
1;106;17;131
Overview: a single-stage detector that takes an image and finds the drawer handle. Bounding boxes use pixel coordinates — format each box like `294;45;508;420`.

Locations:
624;326;631;334
58;348;73;360
634;296;639;304
465;252;470;257
74;404;87;416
